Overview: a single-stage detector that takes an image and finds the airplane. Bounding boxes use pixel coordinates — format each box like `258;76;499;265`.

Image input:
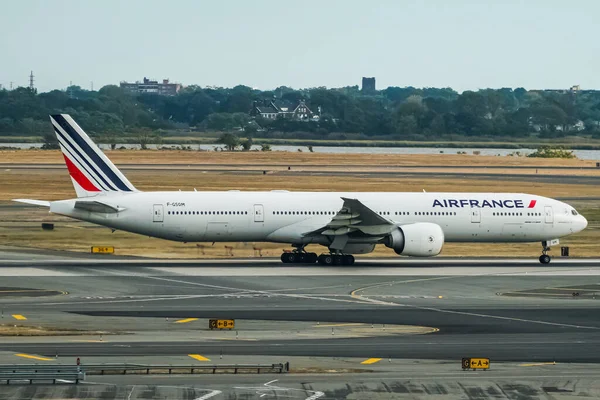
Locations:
14;114;588;265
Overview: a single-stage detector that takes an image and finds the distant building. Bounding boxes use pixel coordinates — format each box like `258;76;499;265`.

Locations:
361;77;376;92
538;85;597;95
251;99;314;121
120;77;182;96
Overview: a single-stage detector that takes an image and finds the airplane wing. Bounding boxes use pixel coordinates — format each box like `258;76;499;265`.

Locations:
305;197;396;238
74;200;123;213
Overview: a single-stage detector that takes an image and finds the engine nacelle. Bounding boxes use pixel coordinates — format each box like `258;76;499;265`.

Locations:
384;222;444;257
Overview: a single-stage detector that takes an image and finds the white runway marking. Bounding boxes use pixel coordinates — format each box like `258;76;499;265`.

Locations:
235;379;325;400
194;390;222;400
2;257;600;276
126;385;136;400
0;267;89;276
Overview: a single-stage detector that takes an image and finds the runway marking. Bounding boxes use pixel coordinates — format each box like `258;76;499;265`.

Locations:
72;268;374;307
175;318;198;324
407;305;600;330
235;379;325;400
314;323;365;327
71;340;106;343
547;287;599;292
194;390;222;400
189;354;210;362
209;337;258;341
520;362;557;367
0;289;59;293
138;274;374;306
126;385;136;400
351;271;600;330
361;358;382;365
12;314;26;320
15;353;52;361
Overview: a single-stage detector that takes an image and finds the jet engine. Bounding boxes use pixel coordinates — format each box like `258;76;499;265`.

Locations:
384;222;444;257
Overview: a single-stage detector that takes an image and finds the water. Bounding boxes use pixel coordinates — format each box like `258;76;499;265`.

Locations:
3;143;599;160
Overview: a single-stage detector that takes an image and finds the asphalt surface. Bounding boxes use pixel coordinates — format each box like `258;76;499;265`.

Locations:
1;252;600;398
1;256;599;363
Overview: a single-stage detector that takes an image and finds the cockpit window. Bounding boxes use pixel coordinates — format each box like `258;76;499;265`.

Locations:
571;209;578;216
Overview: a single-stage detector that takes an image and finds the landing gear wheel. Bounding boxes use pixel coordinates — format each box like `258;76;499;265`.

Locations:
281;253;297;264
319;254;334;265
539;254;551;264
342;255;355;265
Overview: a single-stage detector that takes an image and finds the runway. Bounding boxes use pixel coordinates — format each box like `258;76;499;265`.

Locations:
1;255;600;362
1;251;600;398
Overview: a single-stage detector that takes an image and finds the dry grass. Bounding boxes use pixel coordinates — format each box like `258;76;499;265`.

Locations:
2;169;600;202
0;149;596;167
0;324;108;336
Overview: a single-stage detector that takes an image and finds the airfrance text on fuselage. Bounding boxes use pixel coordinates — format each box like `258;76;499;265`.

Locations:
432;199;537;208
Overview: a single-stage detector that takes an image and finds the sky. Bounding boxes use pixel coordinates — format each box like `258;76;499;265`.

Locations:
1;0;598;93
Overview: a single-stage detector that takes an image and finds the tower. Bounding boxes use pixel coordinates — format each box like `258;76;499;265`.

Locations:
361;77;376;93
29;71;35;90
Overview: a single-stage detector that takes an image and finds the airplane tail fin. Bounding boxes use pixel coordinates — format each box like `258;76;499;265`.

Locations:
50;114;138;198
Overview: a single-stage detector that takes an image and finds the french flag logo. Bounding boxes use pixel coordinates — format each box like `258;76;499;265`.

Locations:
528;200;537;208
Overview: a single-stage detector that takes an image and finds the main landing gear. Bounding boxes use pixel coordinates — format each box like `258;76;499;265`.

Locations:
280;252;318;264
280;250;355;265
539;241;551;264
316;253;355;266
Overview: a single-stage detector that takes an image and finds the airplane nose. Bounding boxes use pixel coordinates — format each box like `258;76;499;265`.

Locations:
582;216;588;230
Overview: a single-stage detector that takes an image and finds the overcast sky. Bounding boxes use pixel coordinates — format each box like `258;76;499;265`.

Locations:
1;0;598;93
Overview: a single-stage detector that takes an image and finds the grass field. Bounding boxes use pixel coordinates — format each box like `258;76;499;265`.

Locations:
1;150;598;259
0;149;597;167
5;135;600;149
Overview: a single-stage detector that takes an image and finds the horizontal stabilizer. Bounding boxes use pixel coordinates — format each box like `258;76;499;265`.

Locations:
74;200;122;213
12;199;51;207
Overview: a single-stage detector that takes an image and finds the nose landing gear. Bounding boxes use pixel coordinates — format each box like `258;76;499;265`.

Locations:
539;241;552;264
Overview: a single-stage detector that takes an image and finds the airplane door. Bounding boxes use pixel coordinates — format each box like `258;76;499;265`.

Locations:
153;204;164;222
544;206;553;224
470;206;481;223
254;204;264;223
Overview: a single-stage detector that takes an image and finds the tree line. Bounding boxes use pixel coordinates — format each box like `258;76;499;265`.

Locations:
1;83;600;140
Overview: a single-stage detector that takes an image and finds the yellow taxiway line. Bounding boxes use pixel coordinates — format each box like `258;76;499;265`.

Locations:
188;354;211;362
520;362;556;367
175;318;199;324
12;314;27;321
361;358;382;365
15;353;53;361
313;323;365;328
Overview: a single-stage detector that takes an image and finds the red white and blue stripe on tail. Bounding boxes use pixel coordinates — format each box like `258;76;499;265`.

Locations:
50;114;137;198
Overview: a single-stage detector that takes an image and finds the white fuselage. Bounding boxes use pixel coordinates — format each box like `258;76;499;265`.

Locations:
50;191;587;248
